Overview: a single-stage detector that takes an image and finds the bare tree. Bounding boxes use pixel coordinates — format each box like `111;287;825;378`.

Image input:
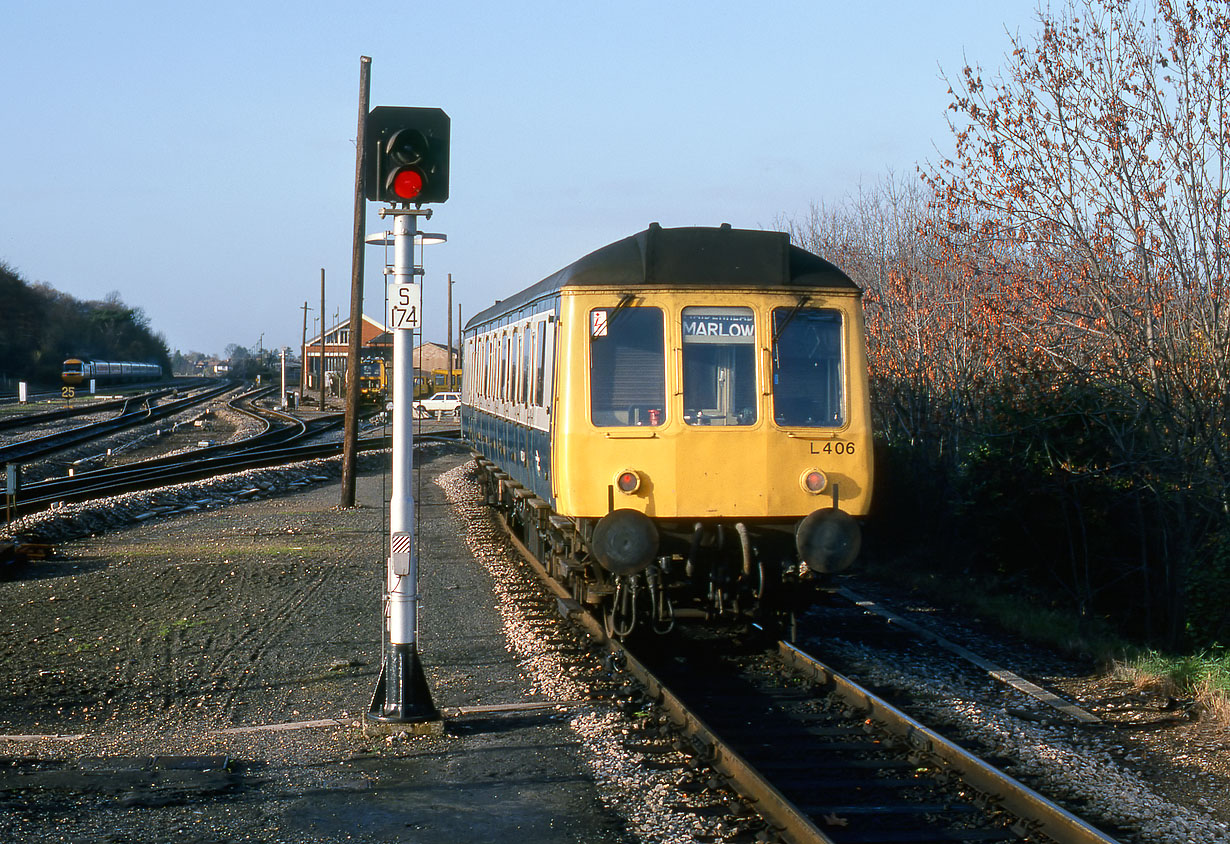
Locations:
928;0;1230;643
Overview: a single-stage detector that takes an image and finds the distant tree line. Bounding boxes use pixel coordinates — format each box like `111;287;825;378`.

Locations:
0;262;171;388
791;0;1230;649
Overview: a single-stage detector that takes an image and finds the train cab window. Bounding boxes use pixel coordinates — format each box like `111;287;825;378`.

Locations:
682;306;757;426
589;306;665;427
771;307;844;427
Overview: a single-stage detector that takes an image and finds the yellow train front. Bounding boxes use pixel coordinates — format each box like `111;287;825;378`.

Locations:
463;224;873;634
358;357;387;403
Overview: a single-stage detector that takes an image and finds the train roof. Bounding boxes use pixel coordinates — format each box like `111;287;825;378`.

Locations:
467;223;859;329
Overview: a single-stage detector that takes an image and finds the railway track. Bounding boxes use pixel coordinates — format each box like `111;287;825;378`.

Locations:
0;388;176;432
3;388;327;517
5;416;461;520
0;382;234;464
489;498;1123;844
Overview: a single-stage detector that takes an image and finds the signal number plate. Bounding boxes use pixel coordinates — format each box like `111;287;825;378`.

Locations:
388;283;422;330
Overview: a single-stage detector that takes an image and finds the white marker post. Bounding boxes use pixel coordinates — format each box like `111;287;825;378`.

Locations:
369;207;437;725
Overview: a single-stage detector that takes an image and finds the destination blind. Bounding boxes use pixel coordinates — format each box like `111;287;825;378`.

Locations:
681;309;755;344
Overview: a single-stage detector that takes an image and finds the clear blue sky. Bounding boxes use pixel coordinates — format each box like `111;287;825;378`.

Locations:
0;1;1040;358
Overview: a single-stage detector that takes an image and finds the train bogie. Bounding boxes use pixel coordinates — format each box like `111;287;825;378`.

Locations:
463;224;873;633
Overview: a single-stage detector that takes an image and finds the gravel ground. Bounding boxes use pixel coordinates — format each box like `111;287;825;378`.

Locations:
0;448;747;843
5;437;1230;843
801;579;1230;843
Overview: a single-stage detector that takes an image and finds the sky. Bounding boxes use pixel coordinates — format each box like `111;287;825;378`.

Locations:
0;0;1042;359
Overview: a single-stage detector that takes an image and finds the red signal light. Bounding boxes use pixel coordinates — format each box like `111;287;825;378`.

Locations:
382;127;430;201
364;106;450;204
391;169;425;199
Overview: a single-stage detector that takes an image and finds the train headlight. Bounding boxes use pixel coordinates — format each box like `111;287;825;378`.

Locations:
615;469;642;495
800;468;827;495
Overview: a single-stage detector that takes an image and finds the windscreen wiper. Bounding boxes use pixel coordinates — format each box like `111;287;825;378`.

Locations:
607;292;637;323
772;295;811;343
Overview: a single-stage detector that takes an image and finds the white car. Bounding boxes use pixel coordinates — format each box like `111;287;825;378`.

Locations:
414;391;461;418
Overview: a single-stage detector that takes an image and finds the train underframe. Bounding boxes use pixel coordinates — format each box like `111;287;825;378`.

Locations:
473;456;850;637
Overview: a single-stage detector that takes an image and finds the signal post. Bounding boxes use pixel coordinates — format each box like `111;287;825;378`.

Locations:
365;105;449;728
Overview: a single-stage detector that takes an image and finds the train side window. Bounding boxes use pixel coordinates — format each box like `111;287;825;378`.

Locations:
771;308;844;427
506;333;515;403
499;335;509;403
589;306;665;427
522;325;532;406
479;339;485;400
535;319;547;406
511;328;520;405
515;329;524;406
682;306;757;427
472;339;482;401
487;337;495;400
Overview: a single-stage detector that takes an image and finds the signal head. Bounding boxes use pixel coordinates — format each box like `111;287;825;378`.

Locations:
364;106;450;204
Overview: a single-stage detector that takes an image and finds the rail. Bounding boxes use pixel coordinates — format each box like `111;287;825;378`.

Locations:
494;509;1124;844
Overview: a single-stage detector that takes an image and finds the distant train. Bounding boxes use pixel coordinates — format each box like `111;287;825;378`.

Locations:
62;358;162;386
431;367;462;392
359;361;461;404
358;357;388;403
462;223;874;635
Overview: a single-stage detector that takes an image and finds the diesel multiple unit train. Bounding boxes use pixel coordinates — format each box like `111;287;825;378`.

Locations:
61;358;162;386
462;224;873;635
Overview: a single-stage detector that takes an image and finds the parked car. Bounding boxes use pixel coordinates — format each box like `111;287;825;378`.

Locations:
414;391;461;418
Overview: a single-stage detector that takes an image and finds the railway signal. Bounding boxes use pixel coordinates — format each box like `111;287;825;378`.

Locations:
364;106;450;204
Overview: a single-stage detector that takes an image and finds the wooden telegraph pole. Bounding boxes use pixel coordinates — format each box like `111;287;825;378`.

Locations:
300;301;309;398
340;56;371;508
319;268;326;411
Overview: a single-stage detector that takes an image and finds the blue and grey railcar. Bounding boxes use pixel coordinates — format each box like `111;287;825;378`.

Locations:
462;224;873;634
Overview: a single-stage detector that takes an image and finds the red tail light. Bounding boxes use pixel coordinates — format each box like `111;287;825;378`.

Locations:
800;469;827;494
616;470;641;494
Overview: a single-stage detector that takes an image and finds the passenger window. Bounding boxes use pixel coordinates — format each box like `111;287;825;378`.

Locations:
522;325;532;405
512;329;521;405
500;335;509;402
589;306;665;427
772;307;844;427
682;306;757;426
535;320;547;406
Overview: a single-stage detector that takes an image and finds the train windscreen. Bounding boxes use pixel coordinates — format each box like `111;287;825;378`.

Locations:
589;306;665;427
771;308;844;427
681;306;757;426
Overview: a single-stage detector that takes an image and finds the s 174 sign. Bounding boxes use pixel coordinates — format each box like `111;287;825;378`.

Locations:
388;283;422;331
